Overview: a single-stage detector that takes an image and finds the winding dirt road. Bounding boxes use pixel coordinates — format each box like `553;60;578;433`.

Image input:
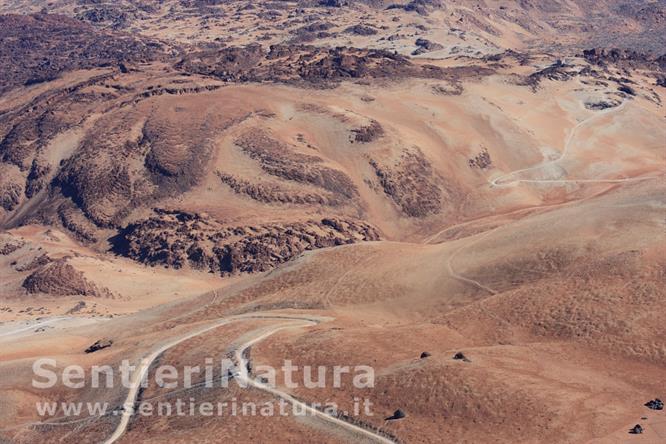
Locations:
437;99;661;295
0;317;104;339
0;318;67;338
234;324;397;444
103;314;395;444
490;101;639;188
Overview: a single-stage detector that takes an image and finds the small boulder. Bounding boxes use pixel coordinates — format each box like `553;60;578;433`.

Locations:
629;424;643;434
453;352;471;362
85;338;113;354
386;409;406;420
420;351;431;359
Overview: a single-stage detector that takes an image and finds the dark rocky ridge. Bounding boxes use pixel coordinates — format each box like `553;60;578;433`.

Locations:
217;173;343;207
175;43;475;86
235;129;358;199
582;48;666;71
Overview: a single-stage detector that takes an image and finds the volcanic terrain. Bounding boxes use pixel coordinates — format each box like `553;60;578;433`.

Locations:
0;1;665;443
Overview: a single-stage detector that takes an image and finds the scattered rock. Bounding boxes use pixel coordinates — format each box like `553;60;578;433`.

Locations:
217;173;341;207
177;44;453;86
0;166;23;211
0;236;25;255
234;129;358;199
432;82;463;96
319;0;347;7
387;0;441;16
66;301;86;314
582;48;664;71
453;352;471;362
14;253;52;272
522;60;574;90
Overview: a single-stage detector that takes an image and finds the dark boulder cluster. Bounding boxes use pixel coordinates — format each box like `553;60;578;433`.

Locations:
468;148;492;170
582;48;666;71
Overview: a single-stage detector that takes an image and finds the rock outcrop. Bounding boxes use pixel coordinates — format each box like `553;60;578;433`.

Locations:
412;38;444;55
351;120;384;143
22;259;113;297
582;48;666;71
112;210;380;275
